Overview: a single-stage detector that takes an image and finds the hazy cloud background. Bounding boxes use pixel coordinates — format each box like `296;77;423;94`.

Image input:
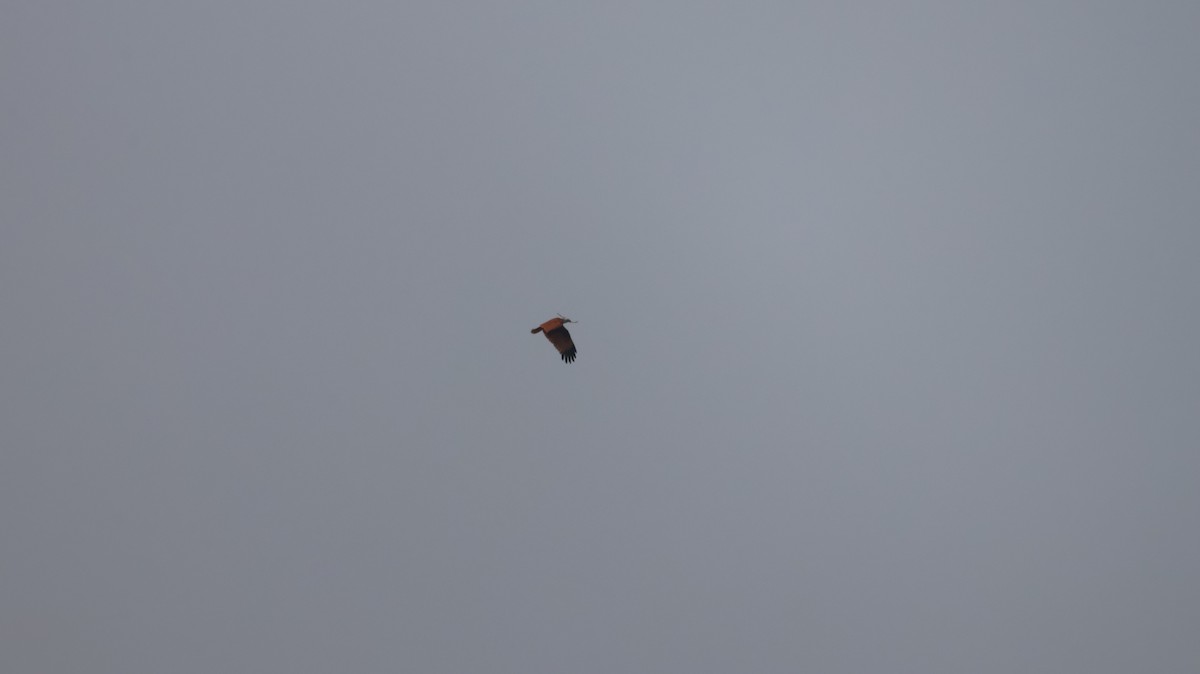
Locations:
3;2;1198;672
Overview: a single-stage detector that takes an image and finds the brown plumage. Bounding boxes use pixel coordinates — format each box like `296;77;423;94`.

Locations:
531;315;578;363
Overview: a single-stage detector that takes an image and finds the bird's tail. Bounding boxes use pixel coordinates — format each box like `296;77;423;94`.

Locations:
531;327;543;334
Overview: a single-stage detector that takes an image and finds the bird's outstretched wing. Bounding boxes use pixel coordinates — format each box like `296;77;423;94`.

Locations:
544;326;577;363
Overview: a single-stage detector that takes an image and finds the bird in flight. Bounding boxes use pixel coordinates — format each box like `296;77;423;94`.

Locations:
531;315;578;363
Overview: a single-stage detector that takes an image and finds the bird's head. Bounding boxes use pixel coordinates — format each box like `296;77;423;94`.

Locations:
557;314;576;324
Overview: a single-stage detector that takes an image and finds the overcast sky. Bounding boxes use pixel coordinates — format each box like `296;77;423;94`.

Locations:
4;2;1199;672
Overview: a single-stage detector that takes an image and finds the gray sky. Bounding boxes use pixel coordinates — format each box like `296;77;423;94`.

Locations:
4;2;1199;672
